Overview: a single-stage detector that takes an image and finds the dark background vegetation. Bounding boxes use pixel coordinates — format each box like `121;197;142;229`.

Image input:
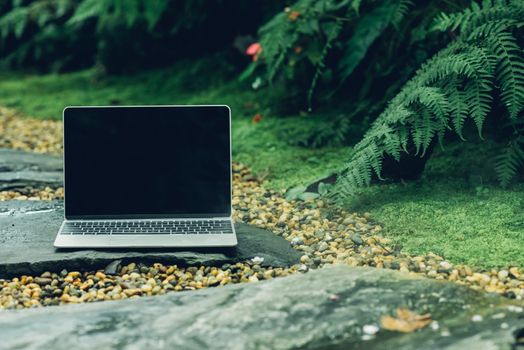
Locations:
0;0;523;267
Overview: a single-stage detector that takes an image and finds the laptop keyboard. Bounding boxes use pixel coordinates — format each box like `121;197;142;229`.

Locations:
60;220;234;235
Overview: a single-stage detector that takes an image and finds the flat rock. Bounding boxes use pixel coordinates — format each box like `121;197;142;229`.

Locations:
0;265;522;350
0;200;301;276
0;148;62;190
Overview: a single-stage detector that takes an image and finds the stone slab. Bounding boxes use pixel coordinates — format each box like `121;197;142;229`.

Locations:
0;265;522;350
0;148;63;190
0;201;301;276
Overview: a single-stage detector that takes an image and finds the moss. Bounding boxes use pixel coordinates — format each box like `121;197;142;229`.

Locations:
346;143;524;269
232;117;350;190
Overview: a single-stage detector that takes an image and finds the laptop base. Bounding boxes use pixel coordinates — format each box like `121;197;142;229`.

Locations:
54;219;238;248
54;233;238;248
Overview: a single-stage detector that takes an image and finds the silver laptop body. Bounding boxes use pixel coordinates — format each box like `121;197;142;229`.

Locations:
54;105;237;248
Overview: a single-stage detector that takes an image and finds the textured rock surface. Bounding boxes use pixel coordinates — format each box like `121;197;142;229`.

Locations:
0;148;62;190
0;201;301;276
0;266;523;350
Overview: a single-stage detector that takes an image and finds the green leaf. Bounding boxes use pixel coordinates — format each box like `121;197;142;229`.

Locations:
318;182;333;195
338;1;399;81
238;62;258;82
67;0;109;26
298;192;320;201
285;185;307;200
143;0;169;30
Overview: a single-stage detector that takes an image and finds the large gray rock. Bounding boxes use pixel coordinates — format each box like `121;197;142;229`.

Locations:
0;148;62;190
0;201;301;276
0;266;522;350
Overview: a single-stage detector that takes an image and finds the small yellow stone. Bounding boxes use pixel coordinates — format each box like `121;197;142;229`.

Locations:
141;284;152;293
498;270;509;280
95;271;106;280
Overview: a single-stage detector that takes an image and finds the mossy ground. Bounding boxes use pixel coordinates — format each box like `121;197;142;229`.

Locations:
347;141;524;268
0;62;522;269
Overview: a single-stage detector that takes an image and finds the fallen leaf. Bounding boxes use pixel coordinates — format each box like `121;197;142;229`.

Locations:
380;308;432;333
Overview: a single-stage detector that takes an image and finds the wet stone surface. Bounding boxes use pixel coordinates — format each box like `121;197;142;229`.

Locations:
0;200;301;276
0;148;62;191
0;265;523;350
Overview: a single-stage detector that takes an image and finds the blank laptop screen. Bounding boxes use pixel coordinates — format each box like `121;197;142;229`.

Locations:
64;106;231;219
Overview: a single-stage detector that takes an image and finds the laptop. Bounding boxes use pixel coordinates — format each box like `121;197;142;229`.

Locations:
54;105;238;248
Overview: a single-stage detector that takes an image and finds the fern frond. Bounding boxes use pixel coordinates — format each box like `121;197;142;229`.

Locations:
67;0;111;26
391;0;414;29
444;81;469;140
495;137;524;186
258;9;296;82
351;0;362;15
486;31;524;119
342;142;383;189
433;0;524;36
143;0;169;30
0;7;29;40
339;0;412;82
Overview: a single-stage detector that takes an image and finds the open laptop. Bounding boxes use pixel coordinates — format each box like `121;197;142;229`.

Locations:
54;105;237;248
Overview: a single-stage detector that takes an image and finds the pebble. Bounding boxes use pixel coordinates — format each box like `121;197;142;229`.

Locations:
471;315;483;322
0;142;522;309
251;256;264;265
498;270;509;280
507;305;523;313
350;234;363;246
441;330;451;337
290;237;304;246
439;261;452;270
34;277;52;286
362;324;380;335
318;242;329;252
509;267;521;279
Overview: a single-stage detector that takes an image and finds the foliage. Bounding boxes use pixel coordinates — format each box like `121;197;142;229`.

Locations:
251;0;433;107
0;0;160;70
247;0;458;149
332;0;524;198
0;0;284;72
67;0;169;30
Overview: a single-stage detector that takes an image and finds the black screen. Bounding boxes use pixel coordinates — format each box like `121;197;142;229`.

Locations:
64;106;231;218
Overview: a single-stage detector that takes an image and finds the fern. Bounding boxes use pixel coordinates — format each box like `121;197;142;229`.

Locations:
495;136;524;187
332;0;524;198
67;0;168;29
0;0;173;70
257;0;416;93
339;0;412;82
391;0;414;29
0;7;29;40
0;0;77;67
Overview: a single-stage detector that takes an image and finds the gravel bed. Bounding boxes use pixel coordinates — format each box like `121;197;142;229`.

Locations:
0;107;62;154
0;187;63;201
0;109;523;309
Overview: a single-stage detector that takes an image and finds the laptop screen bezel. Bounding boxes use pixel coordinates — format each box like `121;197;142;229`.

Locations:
63;105;233;220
